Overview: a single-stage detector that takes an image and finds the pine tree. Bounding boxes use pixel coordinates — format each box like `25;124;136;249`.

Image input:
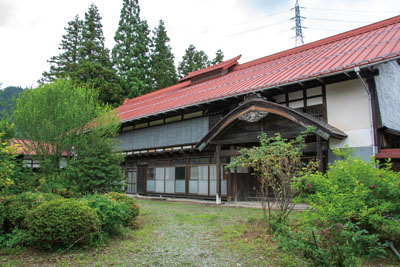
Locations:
75;4;122;106
212;49;224;65
177;44;210;78
40;4;123;106
112;0;152;98
41;15;82;82
150;20;178;90
80;4;111;67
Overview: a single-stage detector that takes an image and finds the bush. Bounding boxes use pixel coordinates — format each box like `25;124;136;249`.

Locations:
2;192;61;232
294;149;400;242
104;192;139;225
25;198;100;250
84;194;129;235
0;228;31;249
285;149;400;264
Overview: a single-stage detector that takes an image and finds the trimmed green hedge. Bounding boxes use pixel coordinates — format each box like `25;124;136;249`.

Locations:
25;198;100;250
1;192;62;232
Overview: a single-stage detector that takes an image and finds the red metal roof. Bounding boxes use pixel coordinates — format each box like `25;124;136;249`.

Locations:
179;55;241;82
116;16;400;123
11;139;70;157
375;149;400;159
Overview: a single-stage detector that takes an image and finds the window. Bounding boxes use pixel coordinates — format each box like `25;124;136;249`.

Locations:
147;168;155;192
189;164;227;196
127;169;137;194
175;166;186;193
147;166;186;194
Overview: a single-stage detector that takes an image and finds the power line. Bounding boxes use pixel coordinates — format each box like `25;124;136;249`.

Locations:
228;18;290;37
306;27;344;32
232;9;291;26
307;17;373;24
306;7;400;14
190;9;291;37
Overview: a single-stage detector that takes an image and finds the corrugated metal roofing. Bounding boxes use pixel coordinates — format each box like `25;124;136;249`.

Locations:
179;55;241;82
116;16;400;123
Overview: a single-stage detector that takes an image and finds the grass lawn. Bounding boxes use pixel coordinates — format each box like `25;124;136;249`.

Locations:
0;199;398;266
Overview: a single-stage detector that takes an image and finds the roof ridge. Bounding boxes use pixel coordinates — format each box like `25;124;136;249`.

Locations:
179;55;241;82
236;15;400;71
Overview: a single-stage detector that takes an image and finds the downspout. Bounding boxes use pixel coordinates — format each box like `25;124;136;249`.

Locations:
354;66;377;156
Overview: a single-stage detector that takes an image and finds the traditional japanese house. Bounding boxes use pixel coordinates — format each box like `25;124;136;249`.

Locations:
116;16;400;202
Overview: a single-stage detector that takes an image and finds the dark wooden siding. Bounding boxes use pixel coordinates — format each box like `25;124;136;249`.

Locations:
118;116;209;151
137;166;146;194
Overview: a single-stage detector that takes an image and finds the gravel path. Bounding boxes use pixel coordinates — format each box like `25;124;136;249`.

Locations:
124;200;261;267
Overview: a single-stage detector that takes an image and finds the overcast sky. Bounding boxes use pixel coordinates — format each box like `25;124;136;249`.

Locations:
0;0;399;88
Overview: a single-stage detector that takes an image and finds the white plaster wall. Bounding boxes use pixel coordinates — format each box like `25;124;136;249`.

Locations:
375;60;400;131
326;79;373;149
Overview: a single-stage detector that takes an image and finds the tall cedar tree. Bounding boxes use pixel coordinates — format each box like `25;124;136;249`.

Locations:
41;15;82;82
80;4;111;67
75;4;123;107
150;20;178;90
112;0;152;98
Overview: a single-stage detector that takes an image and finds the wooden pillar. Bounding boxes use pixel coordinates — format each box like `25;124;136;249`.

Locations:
185;153;189;197
215;144;222;204
234;170;238;202
227;171;232;202
316;135;324;172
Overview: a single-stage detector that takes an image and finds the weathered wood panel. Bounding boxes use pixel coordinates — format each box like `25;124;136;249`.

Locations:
137;166;146;194
216;114;306;144
118;116;209;151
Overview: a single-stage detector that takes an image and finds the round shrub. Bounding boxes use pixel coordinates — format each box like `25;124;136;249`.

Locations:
25;198;100;250
2;192;62;232
84;194;129;235
104;192;140;225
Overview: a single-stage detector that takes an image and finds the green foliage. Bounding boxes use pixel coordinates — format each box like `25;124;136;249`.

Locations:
68;60;123;107
112;0;152;98
0;86;23;118
0;126;20;190
84;194;129;235
177;44;210;78
177;45;225;78
226;127;317;228
294;149;400;242
41;15;82;82
211;49;224;65
150;20;178;91
0;228;31;249
25;198;100;250
13;79;110;173
1;192;62;232
41;6;123;106
276;221;383;266
80;4;111;67
104;192;140;225
65;125;125;194
282;149;400;265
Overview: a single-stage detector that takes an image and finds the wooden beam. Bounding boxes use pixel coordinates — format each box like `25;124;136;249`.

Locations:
316;135;323;172
215;144;222;204
220;149;241;157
